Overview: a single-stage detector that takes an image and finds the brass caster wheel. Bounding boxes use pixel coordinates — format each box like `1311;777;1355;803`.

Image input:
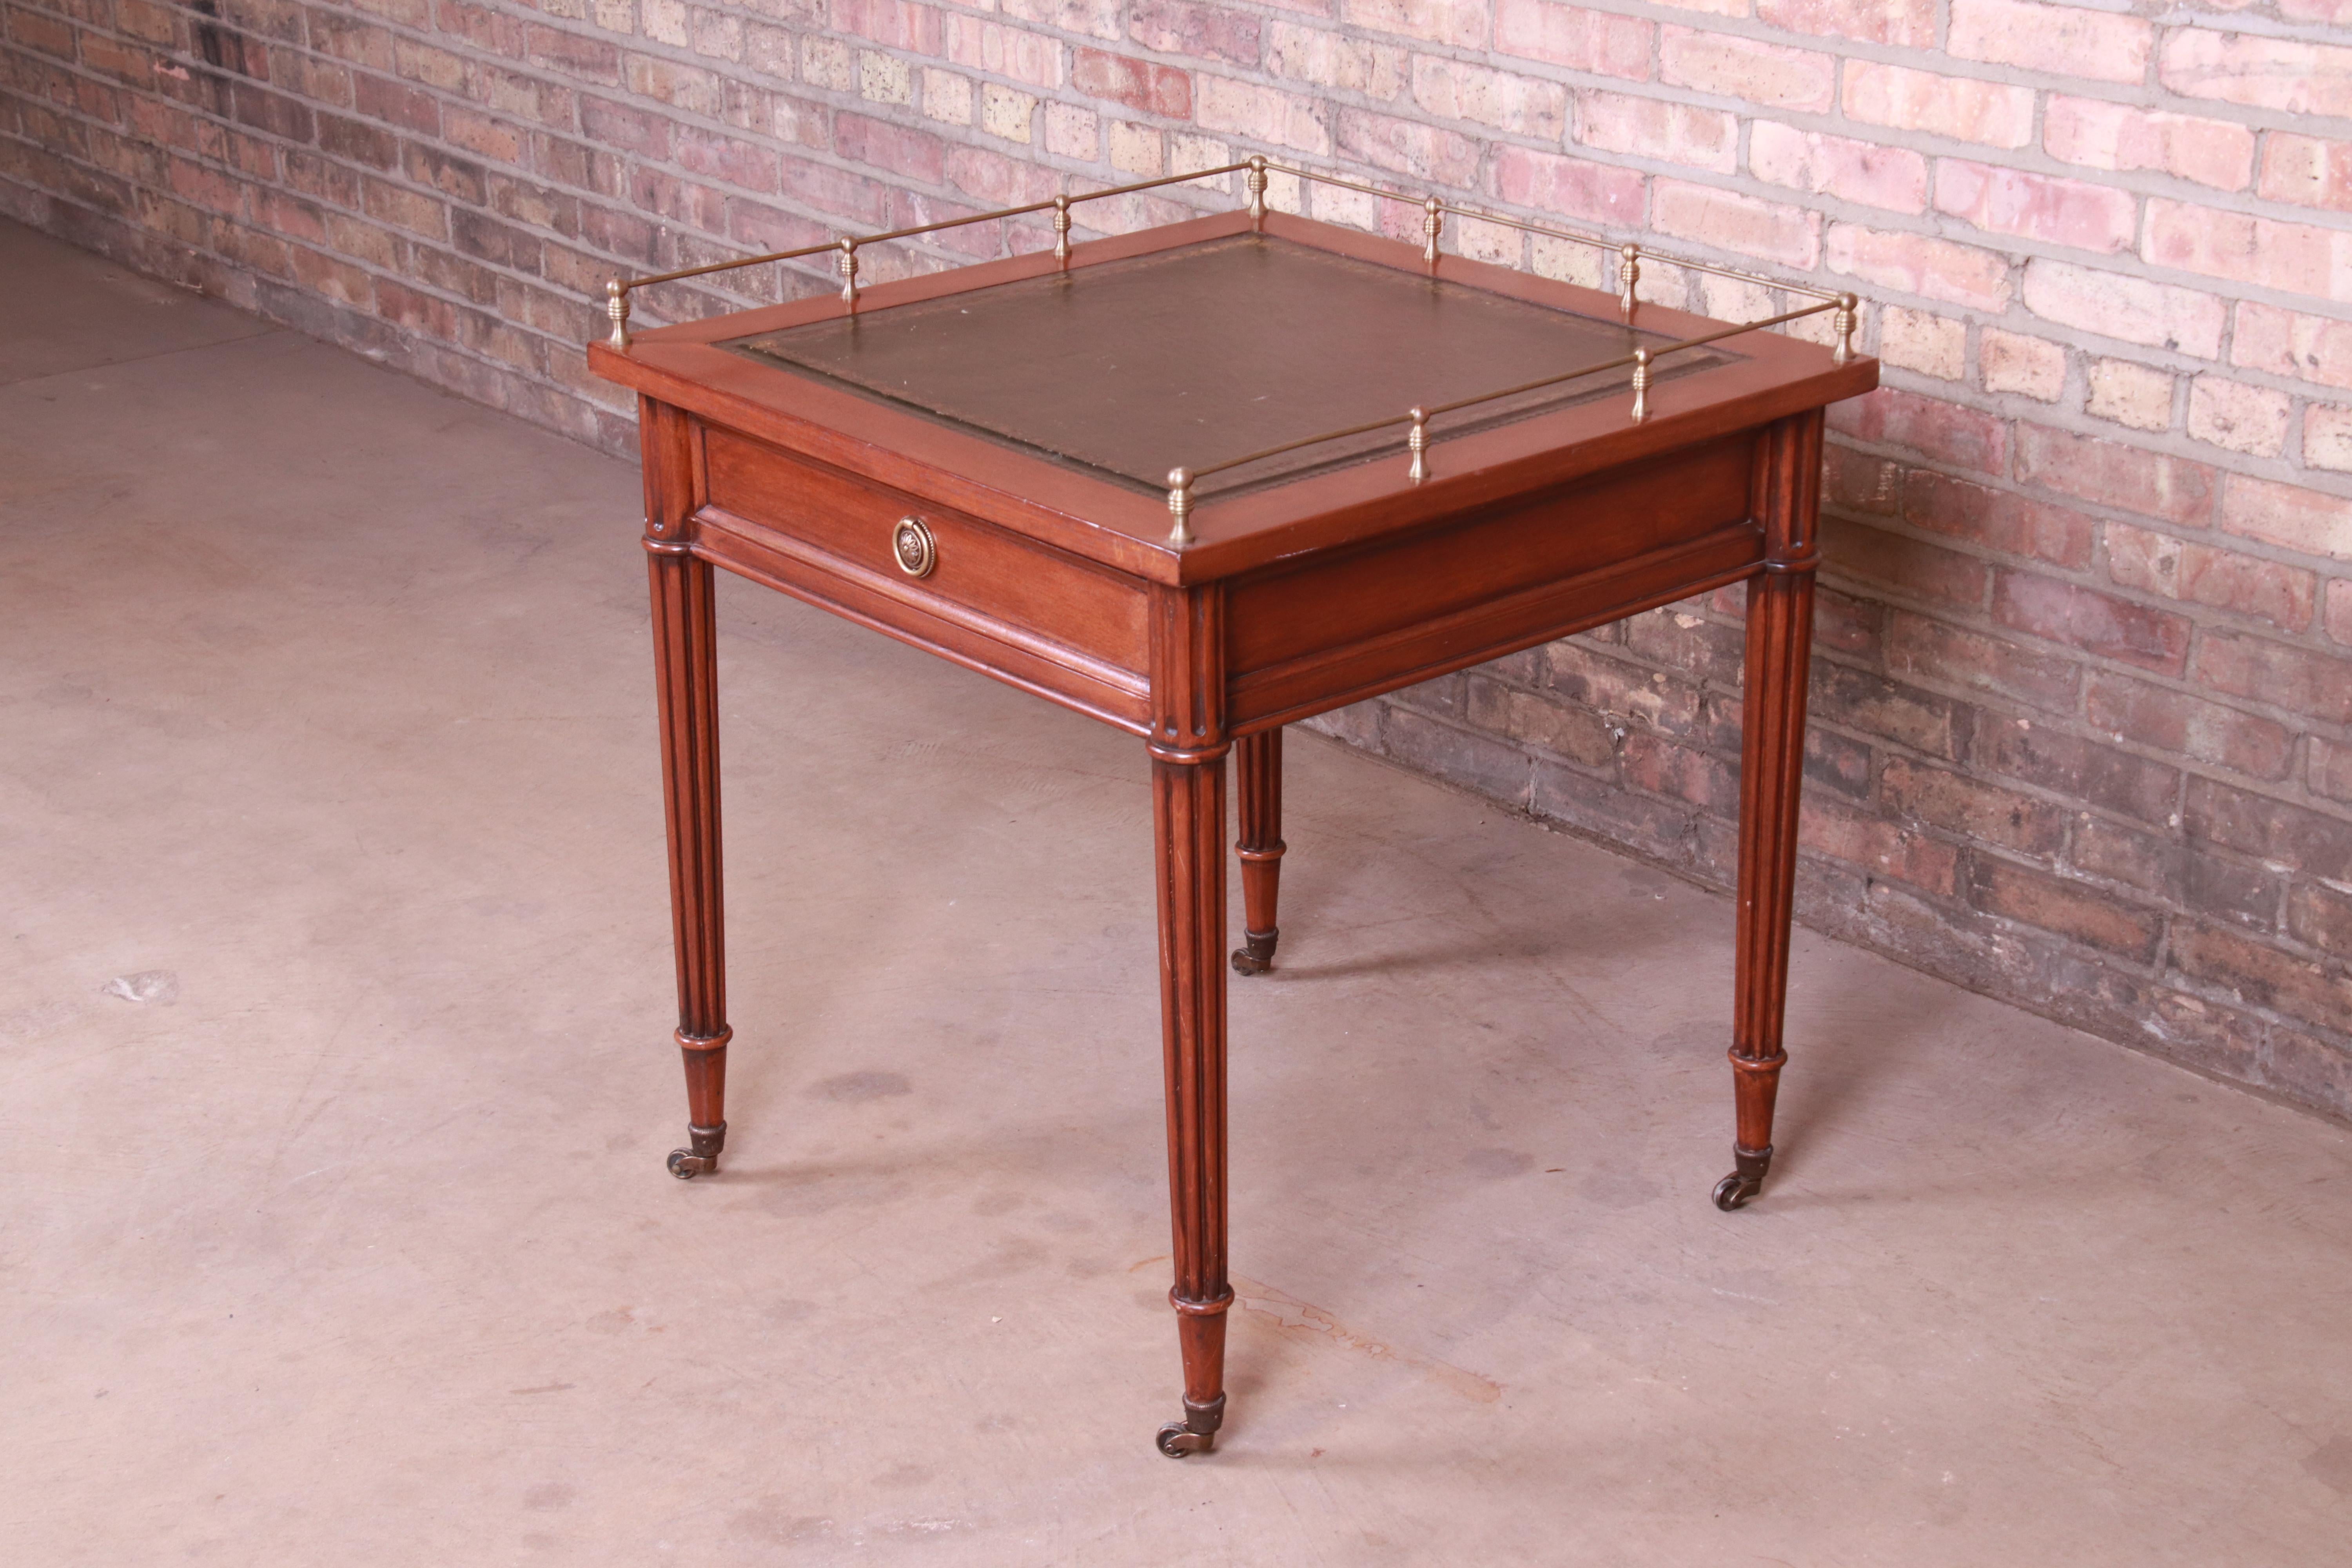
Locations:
1229;929;1277;976
667;1120;726;1180
1157;1422;1213;1458
1711;1143;1771;1211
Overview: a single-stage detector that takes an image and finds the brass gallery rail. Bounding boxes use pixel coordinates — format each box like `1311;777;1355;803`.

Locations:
597;157;1862;545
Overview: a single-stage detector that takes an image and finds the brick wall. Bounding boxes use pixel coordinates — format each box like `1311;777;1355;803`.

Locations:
5;0;2350;1116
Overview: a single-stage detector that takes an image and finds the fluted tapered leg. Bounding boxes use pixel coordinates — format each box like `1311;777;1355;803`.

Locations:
1151;746;1231;1453
1717;411;1822;1211
1230;728;1285;975
648;539;730;1180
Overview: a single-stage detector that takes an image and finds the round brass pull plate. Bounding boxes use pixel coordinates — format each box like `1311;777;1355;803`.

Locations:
891;516;936;579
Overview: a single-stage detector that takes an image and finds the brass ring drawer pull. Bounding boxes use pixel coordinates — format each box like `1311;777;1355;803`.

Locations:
892;516;936;578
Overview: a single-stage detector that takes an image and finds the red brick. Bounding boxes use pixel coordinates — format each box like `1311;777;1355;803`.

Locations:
2257;134;2352;216
1825;443;1901;515
1542;641;1702;736
1492;0;1649;77
1749;123;1925;214
1577;91;1734;175
1818;515;1988;608
1977;713;2182;825
1798;797;1961;896
1465;675;1618;765
1933;162;2136;255
1886;611;2082;711
1842;62;2033;150
2220;476;2352;563
1993;570;2191;675
1904;471;2094;569
1660;25;1834;113
352;73;436;135
2160;29;2352;118
2288;882;2352;961
1410;58;1568;140
1621;732;1736;812
2331;579;2352;647
2085;673;2294;781
1813;666;1967;760
2171;921;2352;1033
2191;629;2352;726
2043;97;2252;192
8;9;78;58
579;96;670;160
1828;387;2007;475
1195;76;1329;154
2015;424;2218;526
2188;776;2352;882
1756;0;1932;47
1345;0;1488;47
1824;224;2012;312
1950;0;2151;83
1492;146;1644;227
946;15;1066;87
2018;260;2225;358
829;0;941;52
1129;0;1259;65
1651;180;1818;268
2310;737;2352;806
779;155;889;225
1972;858;2163;959
835;112;945;185
319;111;400;169
2230;303;2352;392
1885;757;2066;853
674;126;777;192
941;143;1059;207
231;82;319;142
1337;106;1482;187
524;24;621;86
1071;48;1191;119
2103;523;2316;634
2144;200;2352;306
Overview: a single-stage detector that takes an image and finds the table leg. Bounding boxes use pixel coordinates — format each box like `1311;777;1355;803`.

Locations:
648;540;731;1180
1151;746;1233;1456
1718;412;1821;1212
1230;728;1286;975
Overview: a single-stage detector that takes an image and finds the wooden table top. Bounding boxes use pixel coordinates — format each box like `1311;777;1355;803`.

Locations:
589;209;1876;586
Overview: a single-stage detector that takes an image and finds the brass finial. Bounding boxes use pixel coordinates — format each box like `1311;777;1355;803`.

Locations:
1052;195;1072;265
1629;348;1651;423
1167;468;1194;546
1832;292;1858;365
605;279;630;350
1619;243;1641;320
1422;197;1443;267
838;237;860;309
1246;156;1269;227
1406;408;1429;483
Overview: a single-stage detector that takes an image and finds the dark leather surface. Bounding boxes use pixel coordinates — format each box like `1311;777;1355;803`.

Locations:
726;234;1729;496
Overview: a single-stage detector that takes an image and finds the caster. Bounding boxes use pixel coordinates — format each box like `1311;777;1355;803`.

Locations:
1711;1142;1772;1211
1229;928;1278;976
1155;1393;1224;1457
666;1120;726;1180
1156;1422;1214;1457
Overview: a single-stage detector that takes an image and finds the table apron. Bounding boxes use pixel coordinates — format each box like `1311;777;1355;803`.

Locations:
691;505;1155;734
1227;521;1765;733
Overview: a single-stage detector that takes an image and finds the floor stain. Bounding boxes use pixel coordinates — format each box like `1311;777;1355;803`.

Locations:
1231;1273;1502;1404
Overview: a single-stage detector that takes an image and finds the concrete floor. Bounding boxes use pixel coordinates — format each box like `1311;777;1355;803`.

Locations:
5;215;2352;1565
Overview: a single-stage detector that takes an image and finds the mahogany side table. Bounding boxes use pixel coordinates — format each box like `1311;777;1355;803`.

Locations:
586;161;1878;1456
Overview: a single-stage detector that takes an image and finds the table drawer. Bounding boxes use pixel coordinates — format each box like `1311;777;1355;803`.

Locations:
694;425;1152;730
